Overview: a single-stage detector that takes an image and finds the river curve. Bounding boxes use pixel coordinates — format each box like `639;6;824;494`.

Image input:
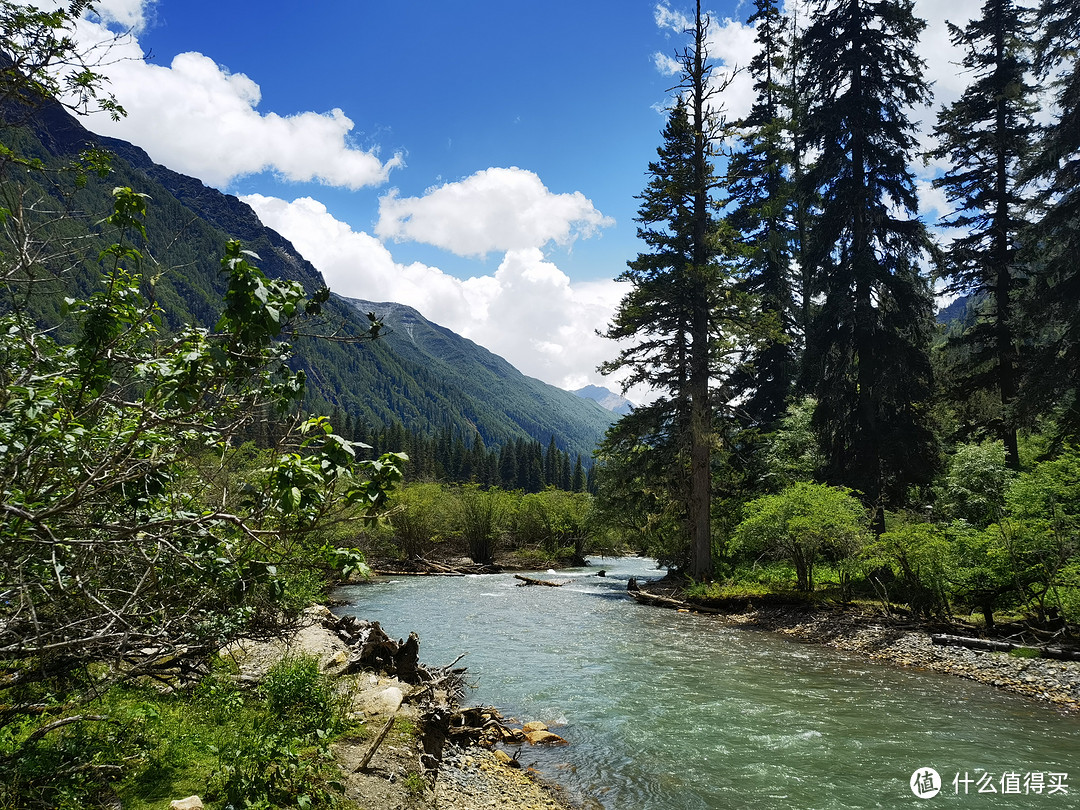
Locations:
336;556;1080;809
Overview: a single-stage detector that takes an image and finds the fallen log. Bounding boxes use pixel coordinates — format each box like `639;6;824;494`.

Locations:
514;574;565;588
932;634;1020;653
629;589;738;615
630;589;687;609
932;633;1080;661
372;568;456;577
420;559;501;575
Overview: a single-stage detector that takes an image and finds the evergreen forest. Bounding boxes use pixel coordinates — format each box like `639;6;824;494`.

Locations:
595;0;1080;633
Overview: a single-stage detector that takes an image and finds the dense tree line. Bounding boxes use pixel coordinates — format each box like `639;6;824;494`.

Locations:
599;0;1080;630
324;411;593;493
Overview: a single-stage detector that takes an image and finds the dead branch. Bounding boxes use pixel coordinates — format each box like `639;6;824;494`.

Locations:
514;574;565;588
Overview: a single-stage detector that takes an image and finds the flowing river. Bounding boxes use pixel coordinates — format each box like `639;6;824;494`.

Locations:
336;556;1080;809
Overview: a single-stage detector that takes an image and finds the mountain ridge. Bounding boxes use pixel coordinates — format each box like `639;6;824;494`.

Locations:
4;95;614;461
573;384;634;415
341;297;615;456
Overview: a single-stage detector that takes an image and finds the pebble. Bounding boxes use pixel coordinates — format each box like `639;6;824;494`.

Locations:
435;746;575;809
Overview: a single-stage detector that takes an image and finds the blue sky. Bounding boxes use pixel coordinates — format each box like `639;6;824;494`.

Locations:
74;0;995;399
128;0;674;282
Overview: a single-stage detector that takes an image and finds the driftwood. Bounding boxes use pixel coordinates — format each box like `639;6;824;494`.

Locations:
443;706;566;748
630;589;687;609
373;559;500;577
514;574;565;588
629;588;729;615
371;568;452;577
355;711;398;772
332;616;422;682
931;633;1080;661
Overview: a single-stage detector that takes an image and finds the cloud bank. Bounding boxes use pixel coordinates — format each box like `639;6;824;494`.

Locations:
73;10;401;189
244;193;625;393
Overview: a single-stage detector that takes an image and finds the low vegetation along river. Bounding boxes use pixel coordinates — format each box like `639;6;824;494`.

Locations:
337;556;1080;809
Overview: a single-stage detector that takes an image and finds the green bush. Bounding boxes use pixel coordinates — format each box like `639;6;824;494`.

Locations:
389;482;449;558
208;731;342;810
731;483;870;592
453;485;510;565
260;655;342;736
867;519;954;618
937;439;1013;527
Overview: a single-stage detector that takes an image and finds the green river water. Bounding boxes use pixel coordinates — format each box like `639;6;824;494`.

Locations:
336;556;1080;809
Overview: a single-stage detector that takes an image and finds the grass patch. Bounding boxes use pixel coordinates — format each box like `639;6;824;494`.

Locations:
1;655;363;810
403;771;427;797
685;581;775;600
1008;646;1042;659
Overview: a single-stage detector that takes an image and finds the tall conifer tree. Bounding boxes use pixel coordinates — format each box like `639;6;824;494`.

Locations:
930;0;1036;469
727;0;799;428
1021;0;1080;433
799;0;937;529
600;2;757;577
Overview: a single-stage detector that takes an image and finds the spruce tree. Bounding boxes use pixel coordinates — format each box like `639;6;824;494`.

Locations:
571;454;586;493
799;0;938;529
545;435;559;486
726;0;799;428
930;0;1036;469
1020;0;1080;434
600;1;759;577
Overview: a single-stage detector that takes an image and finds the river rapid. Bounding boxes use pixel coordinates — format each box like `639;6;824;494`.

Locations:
336;556;1080;809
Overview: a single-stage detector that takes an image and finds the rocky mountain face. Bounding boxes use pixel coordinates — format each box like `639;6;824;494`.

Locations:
573;384;634;415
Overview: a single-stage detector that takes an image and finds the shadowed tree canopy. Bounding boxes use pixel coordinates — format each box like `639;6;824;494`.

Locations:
725;0;799;429
930;0;1037;469
799;0;939;529
1019;0;1080;436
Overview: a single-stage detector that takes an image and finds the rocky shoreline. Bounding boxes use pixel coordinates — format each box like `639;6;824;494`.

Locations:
215;605;580;810
633;590;1080;712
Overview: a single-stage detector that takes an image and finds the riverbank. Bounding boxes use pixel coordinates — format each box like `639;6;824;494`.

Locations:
216;605;580;810
633;588;1080;712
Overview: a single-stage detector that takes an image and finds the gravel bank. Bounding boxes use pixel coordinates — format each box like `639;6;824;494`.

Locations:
714;606;1080;711
434;747;581;810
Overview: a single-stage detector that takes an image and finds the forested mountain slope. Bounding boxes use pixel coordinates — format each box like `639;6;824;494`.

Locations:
340;298;615;459
4;97;613;460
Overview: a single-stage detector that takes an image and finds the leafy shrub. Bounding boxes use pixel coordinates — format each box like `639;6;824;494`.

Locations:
731;483;870;592
208;731;341;810
453;485;510;565
867;519;954;618
389;482;449;558
937;439;1013;526
260;655;342;736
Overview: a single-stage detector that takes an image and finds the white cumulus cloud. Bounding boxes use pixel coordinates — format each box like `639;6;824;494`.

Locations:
375;167;614;258
92;0;156;32
69;12;401;190
243;194;626;394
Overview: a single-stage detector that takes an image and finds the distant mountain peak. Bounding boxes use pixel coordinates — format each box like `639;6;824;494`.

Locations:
573;385;634;415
